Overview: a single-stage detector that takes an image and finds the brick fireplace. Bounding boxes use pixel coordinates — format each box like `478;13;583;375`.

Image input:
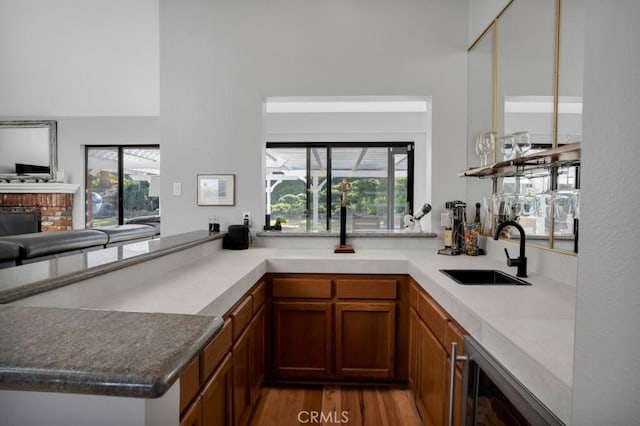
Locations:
0;183;80;233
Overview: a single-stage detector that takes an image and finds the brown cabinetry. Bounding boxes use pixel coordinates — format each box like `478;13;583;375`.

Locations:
269;274;407;381
180;280;266;426
232;324;251;426
201;354;233;426
335;301;396;379
273;301;333;378
409;279;467;426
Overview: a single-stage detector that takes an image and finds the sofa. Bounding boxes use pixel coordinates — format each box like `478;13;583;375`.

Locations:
0;224;159;268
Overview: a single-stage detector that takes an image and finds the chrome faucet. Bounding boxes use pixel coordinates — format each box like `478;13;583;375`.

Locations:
493;221;527;277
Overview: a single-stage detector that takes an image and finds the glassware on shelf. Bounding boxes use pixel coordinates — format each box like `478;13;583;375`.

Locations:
475;131;496;167
482;195;493;235
512;131;532;157
497;135;516;161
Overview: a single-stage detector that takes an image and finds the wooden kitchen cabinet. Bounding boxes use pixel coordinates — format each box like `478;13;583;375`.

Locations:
335;301;396;379
416;318;448;426
180;280;266;426
408;307;420;390
201;354;233;426
409;279;468;426
269;274;407;381
180;356;201;415
272;301;333;378
249;304;265;405
231;284;267;426
232;324;252;426
181;396;203;426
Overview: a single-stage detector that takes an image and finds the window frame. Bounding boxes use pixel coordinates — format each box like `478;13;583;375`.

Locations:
85;144;160;228
266;141;415;231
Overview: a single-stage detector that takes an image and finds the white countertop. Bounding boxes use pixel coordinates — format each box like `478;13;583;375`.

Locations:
12;246;575;423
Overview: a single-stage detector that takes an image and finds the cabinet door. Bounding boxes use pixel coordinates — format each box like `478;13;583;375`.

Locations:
180;356;201;415
272;301;332;378
416;319;448;426
249;305;265;405
180;396;203;426
201;354;233;426
232;326;251;426
408;307;420;389
335;302;396;379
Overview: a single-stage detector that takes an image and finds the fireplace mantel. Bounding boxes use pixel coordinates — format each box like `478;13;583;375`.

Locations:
0;183;80;194
0;183;80;232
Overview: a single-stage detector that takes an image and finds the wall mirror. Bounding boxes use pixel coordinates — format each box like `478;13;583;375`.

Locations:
0;120;57;182
497;0;556;249
466;0;583;254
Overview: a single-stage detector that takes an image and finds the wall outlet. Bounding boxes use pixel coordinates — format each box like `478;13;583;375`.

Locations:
242;211;251;226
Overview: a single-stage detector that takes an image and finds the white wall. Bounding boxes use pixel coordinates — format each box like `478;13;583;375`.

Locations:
159;0;469;237
0;0;159;117
0;0;161;228
572;1;640;424
57;117;160;227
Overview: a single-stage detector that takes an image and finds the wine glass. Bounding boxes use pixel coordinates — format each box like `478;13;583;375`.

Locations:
497;135;516;161
513;131;531;157
475;132;495;166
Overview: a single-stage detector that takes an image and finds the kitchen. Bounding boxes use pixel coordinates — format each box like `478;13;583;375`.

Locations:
0;0;639;425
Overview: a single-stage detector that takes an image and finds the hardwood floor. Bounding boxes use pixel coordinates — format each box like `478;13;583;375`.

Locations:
249;384;423;426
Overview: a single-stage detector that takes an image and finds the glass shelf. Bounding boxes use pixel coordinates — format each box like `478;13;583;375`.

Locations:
459;142;581;179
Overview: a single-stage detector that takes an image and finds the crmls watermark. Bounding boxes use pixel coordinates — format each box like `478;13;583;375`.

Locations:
297;410;350;424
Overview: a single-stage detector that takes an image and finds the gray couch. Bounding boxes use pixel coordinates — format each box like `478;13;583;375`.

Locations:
0;224;159;268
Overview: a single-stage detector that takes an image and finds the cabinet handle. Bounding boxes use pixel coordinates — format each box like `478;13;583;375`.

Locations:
448;342;469;426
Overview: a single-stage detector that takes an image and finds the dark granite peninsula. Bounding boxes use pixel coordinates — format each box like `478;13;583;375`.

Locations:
0;306;223;397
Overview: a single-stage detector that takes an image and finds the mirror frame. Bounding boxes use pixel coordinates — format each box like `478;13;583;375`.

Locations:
0;120;58;182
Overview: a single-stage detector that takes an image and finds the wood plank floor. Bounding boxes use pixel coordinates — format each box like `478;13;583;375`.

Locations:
249;385;423;426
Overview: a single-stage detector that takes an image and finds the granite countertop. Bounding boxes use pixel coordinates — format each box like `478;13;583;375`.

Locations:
0;305;223;398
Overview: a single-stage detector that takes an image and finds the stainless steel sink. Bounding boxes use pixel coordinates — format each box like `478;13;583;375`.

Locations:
439;269;531;286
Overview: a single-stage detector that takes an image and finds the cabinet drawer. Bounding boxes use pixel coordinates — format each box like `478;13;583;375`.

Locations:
179;356;200;414
445;320;466;357
272;278;332;299
417;292;447;345
201;319;232;382
335;279;397;299
230;295;253;341
251;281;266;313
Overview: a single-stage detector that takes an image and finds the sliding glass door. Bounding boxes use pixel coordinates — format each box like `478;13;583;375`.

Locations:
85;146;160;228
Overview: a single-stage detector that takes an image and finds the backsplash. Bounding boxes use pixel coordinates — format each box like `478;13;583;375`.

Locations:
482;236;577;287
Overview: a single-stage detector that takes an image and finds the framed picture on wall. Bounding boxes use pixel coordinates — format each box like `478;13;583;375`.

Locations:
197;174;235;206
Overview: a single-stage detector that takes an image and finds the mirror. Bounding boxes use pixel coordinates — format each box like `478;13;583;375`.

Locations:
497;0;556;248
466;0;583;253
468;23;495;170
0;120;57;182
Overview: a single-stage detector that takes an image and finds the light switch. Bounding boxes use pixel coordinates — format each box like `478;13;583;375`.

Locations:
173;182;182;196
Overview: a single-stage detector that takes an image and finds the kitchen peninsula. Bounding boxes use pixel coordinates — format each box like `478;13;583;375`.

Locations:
0;232;575;425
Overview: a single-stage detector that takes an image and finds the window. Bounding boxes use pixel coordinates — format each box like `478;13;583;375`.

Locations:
266;142;414;232
85;146;160;228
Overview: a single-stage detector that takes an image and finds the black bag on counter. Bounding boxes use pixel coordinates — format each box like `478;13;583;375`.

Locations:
223;225;249;250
